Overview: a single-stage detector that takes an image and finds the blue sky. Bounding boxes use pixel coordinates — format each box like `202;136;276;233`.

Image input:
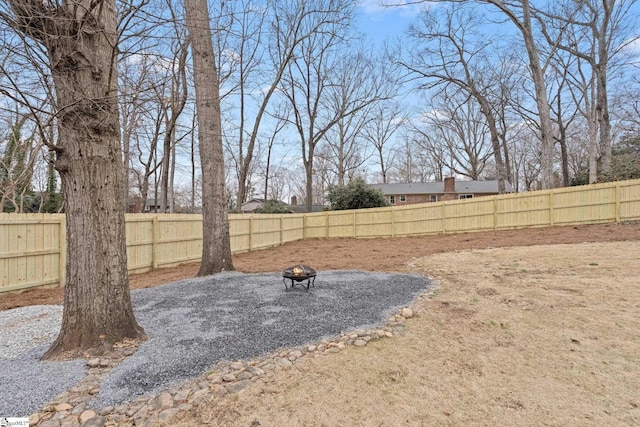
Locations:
355;0;427;45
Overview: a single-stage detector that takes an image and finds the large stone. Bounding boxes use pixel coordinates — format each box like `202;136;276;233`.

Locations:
401;307;414;319
158;408;180;423
81;415;106;427
246;366;265;376
86;358;100;368
289;350;303;359
210;384;228;396
207;374;223;384
229;361;244;371
237;371;254;380
173;389;191;403
277;358;293;367
155;392;174;411
225;380;251;394
222;373;236;382
29;414;41;426
79;410;97;424
354;339;367;347
60;419;80;427
55;403;73;412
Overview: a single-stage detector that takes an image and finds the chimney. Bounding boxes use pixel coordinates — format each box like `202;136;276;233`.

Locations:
444;176;455;194
290;195;297;206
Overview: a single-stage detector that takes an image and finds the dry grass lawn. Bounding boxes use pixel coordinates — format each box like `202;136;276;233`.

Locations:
167;241;640;427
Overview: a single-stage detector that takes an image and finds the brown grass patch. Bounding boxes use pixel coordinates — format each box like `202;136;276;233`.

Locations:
167;241;640;426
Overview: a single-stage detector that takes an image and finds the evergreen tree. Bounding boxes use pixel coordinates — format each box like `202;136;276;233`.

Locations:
327;178;388;210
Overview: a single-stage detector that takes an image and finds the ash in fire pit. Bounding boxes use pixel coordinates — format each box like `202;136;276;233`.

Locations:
282;264;316;291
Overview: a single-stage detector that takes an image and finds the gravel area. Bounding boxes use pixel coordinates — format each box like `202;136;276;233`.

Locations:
0;270;430;416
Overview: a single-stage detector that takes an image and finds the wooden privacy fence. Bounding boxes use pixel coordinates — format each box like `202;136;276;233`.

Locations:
1;179;640;294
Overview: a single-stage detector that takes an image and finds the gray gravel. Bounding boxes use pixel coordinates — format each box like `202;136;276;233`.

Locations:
0;270;431;416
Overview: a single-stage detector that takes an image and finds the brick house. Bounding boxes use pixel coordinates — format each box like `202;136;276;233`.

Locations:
240;196;325;213
372;177;513;206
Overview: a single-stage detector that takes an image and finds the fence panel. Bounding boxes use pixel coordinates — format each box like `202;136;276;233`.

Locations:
444;197;496;233
304;212;329;239
496;192;551;229
552;184;617;225
327;211;356;238
2;179;640;293
247;215;284;250
229;214;251;253
281;215;304;243
125;215;154;272
618;180;640;222
392;203;445;236
155;215;202;269
355;208;394;237
0;213;63;293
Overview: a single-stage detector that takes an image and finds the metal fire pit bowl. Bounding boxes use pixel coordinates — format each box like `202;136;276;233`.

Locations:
282;264;316;291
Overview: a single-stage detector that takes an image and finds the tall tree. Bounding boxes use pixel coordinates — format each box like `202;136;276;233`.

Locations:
404;4;509;191
2;0;146;358
361;101;405;184
184;0;235;275
280;1;388;211
535;0;639;180
420;0;558;189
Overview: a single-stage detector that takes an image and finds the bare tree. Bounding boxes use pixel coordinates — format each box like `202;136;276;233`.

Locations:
362;101;406;184
404;4;515;192
0;114;43;212
279;1;390;211
422;0;559;188
410;89;494;181
389;134;437;183
322;48;390;185
535;0;639;180
184;0;234;275
2;0;146;358
158;40;189;212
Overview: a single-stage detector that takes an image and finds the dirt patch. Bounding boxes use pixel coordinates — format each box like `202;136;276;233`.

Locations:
3;222;640;425
167;240;640;427
2;222;639;311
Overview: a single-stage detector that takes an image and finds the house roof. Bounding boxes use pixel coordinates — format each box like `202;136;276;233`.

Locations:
372;180;513;195
288;205;326;213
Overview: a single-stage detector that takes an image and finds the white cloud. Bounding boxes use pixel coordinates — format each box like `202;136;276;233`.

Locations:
358;0;428;18
623;35;640;54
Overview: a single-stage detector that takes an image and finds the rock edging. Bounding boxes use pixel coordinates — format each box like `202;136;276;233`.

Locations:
29;305;417;427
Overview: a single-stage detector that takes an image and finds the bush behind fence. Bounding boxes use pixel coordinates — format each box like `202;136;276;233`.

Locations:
2;179;639;294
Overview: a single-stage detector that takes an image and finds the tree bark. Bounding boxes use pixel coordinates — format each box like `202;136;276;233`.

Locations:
6;0;146;358
184;0;235;275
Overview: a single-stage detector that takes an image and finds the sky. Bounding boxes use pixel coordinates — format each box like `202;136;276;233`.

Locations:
355;0;427;45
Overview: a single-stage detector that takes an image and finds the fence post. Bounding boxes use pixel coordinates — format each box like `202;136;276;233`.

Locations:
493;196;498;230
391;207;396;237
280;215;284;245
249;216;253;250
59;215;66;287
303;214;307;240
549;191;555;226
152;215;159;269
353;211;357;238
615;182;621;222
441;202;446;234
325;212;329;238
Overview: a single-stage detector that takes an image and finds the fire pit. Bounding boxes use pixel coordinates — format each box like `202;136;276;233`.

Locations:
282;264;316;291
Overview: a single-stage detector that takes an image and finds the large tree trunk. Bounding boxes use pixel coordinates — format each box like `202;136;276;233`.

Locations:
485;0;556;189
6;0;147;359
185;0;235;275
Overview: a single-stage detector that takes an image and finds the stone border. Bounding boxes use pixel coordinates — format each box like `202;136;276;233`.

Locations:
29;304;421;427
